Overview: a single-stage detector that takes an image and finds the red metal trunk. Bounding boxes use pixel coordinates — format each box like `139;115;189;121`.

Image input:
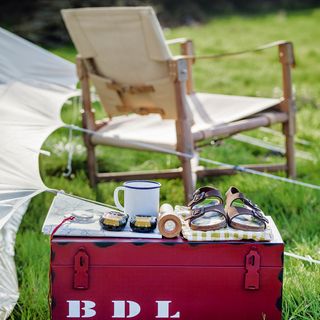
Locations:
50;225;283;320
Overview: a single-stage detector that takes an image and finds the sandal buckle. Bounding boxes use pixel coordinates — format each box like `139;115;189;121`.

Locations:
244;198;268;224
251;208;268;224
191;206;205;217
193;191;206;203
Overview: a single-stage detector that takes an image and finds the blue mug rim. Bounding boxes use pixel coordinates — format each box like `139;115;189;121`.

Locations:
123;180;161;190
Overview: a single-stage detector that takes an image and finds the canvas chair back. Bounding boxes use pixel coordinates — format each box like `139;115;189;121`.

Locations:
62;7;179;119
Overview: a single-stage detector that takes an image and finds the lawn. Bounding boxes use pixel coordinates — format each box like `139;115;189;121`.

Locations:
10;8;320;319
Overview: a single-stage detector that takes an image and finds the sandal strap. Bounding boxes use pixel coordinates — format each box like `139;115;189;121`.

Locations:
225;186;268;225
228;207;268;228
225;186;244;209
188;186;223;208
186;203;226;222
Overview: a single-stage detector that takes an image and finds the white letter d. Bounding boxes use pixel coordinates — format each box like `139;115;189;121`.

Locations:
112;300;141;318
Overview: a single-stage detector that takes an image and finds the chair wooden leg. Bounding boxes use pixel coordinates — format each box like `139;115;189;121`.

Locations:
171;57;195;204
86;141;97;187
279;42;296;178
180;156;195;204
190;150;199;189
77;56;98;187
283;121;296;178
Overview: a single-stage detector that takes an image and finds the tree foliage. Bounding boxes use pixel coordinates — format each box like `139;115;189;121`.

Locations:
1;0;320;46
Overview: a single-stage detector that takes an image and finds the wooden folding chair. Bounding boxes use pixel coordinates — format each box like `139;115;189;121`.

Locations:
62;7;296;203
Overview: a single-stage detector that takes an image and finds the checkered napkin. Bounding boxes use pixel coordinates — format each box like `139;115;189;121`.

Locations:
175;206;273;242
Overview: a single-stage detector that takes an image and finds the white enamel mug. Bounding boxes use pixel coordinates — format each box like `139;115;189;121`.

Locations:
114;180;161;217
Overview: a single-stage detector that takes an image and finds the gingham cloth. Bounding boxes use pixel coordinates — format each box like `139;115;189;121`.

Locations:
175;205;273;242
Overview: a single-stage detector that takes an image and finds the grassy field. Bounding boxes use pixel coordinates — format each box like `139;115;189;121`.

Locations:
10;8;320;319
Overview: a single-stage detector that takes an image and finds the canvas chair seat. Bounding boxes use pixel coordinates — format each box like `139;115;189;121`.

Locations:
91;93;280;151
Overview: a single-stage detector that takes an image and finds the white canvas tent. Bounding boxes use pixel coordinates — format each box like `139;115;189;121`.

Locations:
0;27;77;318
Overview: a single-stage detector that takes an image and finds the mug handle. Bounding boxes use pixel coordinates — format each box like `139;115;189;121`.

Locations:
114;186;125;212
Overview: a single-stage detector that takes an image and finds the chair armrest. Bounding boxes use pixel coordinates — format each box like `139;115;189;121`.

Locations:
200;41;296;129
194;40;295;67
166;38;190;46
258;40;295;67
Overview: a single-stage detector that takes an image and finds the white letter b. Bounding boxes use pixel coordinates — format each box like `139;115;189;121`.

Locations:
67;300;96;318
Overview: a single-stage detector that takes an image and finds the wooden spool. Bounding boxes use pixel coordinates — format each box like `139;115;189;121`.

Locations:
158;204;182;238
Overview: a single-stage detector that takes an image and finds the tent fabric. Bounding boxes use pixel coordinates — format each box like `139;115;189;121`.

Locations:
0;27;78;317
0;27;76;87
0;201;29;319
62;7;178;120
91;92;280;151
0;82;72;196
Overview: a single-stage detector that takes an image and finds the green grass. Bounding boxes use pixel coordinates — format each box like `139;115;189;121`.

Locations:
10;8;320;319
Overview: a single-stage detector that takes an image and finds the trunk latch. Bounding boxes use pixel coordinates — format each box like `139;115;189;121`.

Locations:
74;247;89;289
245;247;261;290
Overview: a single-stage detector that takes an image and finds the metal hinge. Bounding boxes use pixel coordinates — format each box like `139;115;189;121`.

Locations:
177;59;188;82
244;247;261;290
74;247;89;290
168;59;188;82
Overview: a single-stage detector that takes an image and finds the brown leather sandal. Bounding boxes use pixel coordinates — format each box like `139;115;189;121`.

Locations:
225;186;268;231
186;187;227;231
